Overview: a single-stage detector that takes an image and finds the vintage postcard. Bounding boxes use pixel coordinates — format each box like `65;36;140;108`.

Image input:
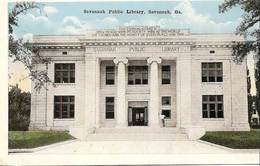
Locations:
1;0;259;165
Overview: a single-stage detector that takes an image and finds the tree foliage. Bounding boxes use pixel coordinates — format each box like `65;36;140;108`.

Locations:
9;2;52;91
9;85;31;131
219;0;260;117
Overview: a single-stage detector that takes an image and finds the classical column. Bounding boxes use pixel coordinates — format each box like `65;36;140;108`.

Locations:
84;56;98;138
147;57;162;127
113;58;128;127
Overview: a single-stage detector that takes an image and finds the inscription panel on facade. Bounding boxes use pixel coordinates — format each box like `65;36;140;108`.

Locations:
86;45;190;55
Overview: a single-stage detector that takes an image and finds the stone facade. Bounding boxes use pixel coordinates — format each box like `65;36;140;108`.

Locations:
30;26;250;140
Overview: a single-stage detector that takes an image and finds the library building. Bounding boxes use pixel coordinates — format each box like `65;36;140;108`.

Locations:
30;26;250;140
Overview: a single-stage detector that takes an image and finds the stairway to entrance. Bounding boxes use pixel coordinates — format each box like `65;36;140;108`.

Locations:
86;127;188;141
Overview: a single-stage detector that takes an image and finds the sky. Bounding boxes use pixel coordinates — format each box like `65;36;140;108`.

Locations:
8;0;257;94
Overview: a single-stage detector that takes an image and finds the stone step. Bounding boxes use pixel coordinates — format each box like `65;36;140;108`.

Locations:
87;133;188;141
94;127;185;134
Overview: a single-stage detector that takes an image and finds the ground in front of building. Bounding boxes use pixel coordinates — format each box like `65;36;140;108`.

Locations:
200;130;260;149
8;131;74;149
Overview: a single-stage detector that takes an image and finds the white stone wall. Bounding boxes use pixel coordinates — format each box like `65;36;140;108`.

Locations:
30;49;85;131
190;47;249;131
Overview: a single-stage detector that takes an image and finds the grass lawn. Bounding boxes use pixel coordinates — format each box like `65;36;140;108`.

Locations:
9;131;74;149
200;130;260;149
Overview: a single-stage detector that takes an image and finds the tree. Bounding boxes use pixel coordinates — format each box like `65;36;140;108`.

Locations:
9;85;31;131
219;0;260;117
9;2;52;91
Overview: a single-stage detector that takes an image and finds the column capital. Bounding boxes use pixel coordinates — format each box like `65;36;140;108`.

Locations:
113;58;128;65
147;57;162;65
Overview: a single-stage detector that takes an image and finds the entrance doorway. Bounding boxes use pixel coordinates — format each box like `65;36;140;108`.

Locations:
132;107;146;126
128;106;148;126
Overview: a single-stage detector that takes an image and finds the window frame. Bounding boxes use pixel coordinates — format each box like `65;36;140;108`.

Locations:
161;96;172;119
161;65;171;84
128;66;148;85
105;66;115;85
54;63;75;83
202;62;223;83
105;97;115;119
202;95;224;119
54;96;75;119
162;109;171;119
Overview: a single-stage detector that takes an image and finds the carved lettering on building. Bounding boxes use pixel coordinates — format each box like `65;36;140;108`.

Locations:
93;47;116;52
129;47;145;52
162;46;180;52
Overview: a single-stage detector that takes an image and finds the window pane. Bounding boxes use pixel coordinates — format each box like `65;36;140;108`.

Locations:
210;104;215;111
54;96;61;102
202;63;207;69
217;111;223;118
162;66;170;71
217;96;223;102
106;112;114;119
162;110;171;118
202;104;207;110
202;95;208;102
216;63;222;68
209;96;216;101
162;97;171;105
209;63;215;68
62;104;68;118
54;104;61;118
203;110;208;118
210;111;216;118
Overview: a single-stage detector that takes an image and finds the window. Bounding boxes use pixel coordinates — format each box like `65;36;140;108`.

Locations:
55;63;75;83
161;96;171;119
54;96;74;119
105;97;114;119
202;95;224;118
128;66;148;85
162;110;171;119
162;65;171;84
202;62;223;82
62;51;68;55
106;66;115;85
162;96;171;105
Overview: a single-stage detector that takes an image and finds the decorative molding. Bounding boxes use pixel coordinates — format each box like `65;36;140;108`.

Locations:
33;45;83;49
147;57;162;64
85;41;194;46
113;58;128;65
193;45;232;48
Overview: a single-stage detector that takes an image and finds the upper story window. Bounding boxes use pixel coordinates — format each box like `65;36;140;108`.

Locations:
105;97;115;119
202;95;224;118
106;66;115;85
162;65;171;84
202;62;223;82
54;96;75;119
128;66;148;85
55;63;75;83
